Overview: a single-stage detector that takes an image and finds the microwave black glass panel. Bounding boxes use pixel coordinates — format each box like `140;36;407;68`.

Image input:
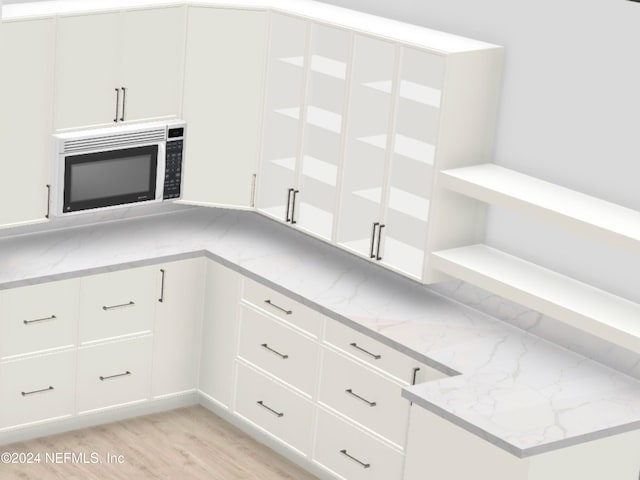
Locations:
64;145;158;213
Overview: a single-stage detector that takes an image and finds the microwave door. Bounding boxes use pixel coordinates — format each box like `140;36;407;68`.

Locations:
63;144;159;213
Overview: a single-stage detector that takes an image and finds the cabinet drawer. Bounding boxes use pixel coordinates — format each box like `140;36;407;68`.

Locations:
319;348;409;447
238;305;319;396
76;335;152;413
313;407;404;480
324;320;444;385
0;350;75;429
234;361;313;455
242;278;322;337
0;279;79;359
79;266;155;343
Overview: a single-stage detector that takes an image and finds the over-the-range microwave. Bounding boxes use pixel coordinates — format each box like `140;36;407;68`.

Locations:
50;120;186;217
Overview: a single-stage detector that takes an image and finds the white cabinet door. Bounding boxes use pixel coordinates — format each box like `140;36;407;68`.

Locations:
181;7;267;209
256;13;308;223
152;258;205;398
54;12;120;130
0;18;54;228
336;35;396;259
120;7;185;123
199;260;242;408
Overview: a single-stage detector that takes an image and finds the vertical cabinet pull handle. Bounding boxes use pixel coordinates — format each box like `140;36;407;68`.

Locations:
285;188;294;222
376;224;385;260
264;299;292;315
256;400;284;418
290;190;299;224
23;314;56;325
339;450;370;469
369;222;380;258
114;88;120;123
261;343;289;359
349;342;381;360
102;301;135;311
158;268;166;303
100;371;131;381
120;86;126;121
22;386;54;397
345;388;376;407
45;184;51;219
412;367;420;386
250;174;257;208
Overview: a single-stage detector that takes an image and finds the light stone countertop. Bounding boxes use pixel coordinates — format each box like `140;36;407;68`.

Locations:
1;207;640;458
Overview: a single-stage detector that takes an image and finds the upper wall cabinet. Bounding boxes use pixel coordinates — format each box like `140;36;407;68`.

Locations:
54;7;185;131
256;14;351;242
0;18;55;229
181;7;267;209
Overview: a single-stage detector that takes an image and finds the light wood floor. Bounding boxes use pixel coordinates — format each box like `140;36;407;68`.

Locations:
1;406;318;480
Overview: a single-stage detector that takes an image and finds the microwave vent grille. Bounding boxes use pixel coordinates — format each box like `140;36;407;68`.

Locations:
62;128;166;154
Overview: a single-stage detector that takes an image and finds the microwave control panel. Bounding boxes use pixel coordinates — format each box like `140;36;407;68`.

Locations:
164;127;184;200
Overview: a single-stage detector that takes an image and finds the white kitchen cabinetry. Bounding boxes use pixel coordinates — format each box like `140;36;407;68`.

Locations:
256;14;351;241
54;6;185;131
152;258;206;399
0;17;55;228
181;7;267;209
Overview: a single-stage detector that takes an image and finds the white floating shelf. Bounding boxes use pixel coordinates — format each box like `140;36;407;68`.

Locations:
431;244;640;352
279;55;347;80
356;134;435;165
301;155;338;187
362;80;441;108
440;164;640;253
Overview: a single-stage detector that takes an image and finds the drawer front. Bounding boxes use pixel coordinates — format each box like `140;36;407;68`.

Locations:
79;266;155;343
234;361;313;455
242;278;322;337
319;348;410;447
314;407;404;480
0;350;76;429
324;320;444;385
238;305;319;396
76;335;152;413
0;279;80;359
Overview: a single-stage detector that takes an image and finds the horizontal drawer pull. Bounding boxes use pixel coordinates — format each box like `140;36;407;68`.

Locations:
349;342;381;360
21;386;54;397
264;299;292;315
339;449;370;469
102;301;135;311
23;314;57;325
260;343;289;359
99;370;131;381
256;400;284;418
345;388;376;407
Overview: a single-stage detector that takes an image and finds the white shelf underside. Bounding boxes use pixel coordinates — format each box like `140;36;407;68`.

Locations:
431;244;640;351
357;134;435;165
274;106;342;134
362;80;442;108
279;55;347;80
440;163;640;253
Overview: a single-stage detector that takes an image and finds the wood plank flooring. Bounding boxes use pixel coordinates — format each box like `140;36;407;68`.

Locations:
0;406;319;479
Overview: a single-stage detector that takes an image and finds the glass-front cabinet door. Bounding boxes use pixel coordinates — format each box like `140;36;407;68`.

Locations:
295;24;351;241
336;35;396;258
256;13;308;222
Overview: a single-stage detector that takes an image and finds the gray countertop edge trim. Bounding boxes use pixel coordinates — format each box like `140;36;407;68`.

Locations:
401;387;640;458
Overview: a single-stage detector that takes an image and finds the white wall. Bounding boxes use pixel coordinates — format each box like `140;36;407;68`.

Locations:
318;0;640;303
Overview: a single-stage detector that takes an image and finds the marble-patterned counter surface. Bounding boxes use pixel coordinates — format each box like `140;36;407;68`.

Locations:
1;208;639;458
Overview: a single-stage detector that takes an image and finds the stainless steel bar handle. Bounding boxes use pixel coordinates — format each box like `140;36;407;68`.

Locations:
290;190;299;224
158;268;166;303
349;342;381;360
45;184;51;219
120;86;126;122
250;174;257;208
261;343;289;359
22;386;54;397
369;222;380;258
256;400;284;418
339;450;370;469
102;301;135;311
114;88;120;123
412;367;421;386
345;388;376;407
375;224;385;260
100;370;131;381
23;314;56;325
264;299;292;315
285;188;294;222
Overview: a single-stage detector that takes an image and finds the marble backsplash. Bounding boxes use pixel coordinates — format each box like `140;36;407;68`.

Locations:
430;279;640;381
